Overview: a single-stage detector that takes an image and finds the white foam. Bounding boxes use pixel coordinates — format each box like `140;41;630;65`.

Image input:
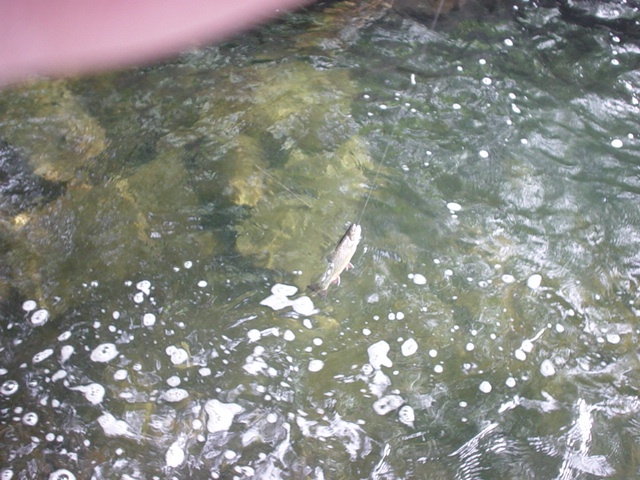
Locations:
401;338;418;357
199;367;212;377
411;273;427;285
398;405;415;427
166;346;189;365
166;440;185;468
167;375;180;387
33;348;54;364
611;138;623;148
308;359;324;372
22;412;38;426
283;330;295;341
505;377;516;388
163;388;189;403
72;383;105;404
22;300;37;312
55;332;70;344
133;292;144;304
97;412;134;438
142;313;156;327
527;274;542;289
368;341;392;369
90;343;119;363
291;296;318;316
48;470;76;480
204;399;243;434
479;381;492;393
606;333;621;344
197;280;208;288
0;380;19;396
271;283;297;296
373;394;404;415
136;280;151;295
30;309;49;326
540;359;556;377
501;274;515;284
113;369;128;381
447;202;462;212
247;329;261;343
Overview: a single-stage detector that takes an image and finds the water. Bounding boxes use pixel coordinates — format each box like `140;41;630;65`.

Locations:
1;2;640;478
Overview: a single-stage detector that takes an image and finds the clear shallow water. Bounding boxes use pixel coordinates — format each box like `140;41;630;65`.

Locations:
2;2;640;479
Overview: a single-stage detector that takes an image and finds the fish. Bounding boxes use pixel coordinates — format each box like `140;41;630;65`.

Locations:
308;223;361;296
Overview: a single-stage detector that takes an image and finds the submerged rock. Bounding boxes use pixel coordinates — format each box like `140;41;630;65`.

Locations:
0;80;106;182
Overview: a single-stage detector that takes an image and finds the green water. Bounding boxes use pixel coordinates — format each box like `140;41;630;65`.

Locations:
1;2;640;478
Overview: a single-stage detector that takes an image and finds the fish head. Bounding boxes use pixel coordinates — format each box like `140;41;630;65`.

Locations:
347;223;362;243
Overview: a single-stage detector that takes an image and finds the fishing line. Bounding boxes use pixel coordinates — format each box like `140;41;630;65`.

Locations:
356;73;417;225
255;164;313;208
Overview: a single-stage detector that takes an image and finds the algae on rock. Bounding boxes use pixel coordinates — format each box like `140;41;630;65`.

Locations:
0;80;107;182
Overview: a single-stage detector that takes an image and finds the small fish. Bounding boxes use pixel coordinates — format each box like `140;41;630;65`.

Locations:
308;223;361;296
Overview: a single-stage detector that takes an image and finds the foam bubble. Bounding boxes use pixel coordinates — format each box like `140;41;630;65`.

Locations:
166;346;189;365
142;313;156;327
247;329;261;343
48;470;76;480
97;412;133;438
33;348;54;364
308;359;324;372
611;138;623;148
163;388;189;403
90;343;119;363
30;309;49;326
447;202;462;212
540;359;556;377
398;405;415;427
271;283;298;297
373;394;404;415
166;440;185;468
72;383;105;404
0;380;19;396
197;280;208;288
184;261;193;269
505;377;516;388
479;381;492;393
501;274;515;284
479;150;489;158
606;333;621;344
22;412;38;426
527;274;542;289
60;345;76;363
401;338;418;357
283;330;295;341
133;292;145;304
368;341;392;369
204;399;243;433
136;280;151;295
1;469;13;480
411;273;427;285
113;369;128;381
22;300;37;312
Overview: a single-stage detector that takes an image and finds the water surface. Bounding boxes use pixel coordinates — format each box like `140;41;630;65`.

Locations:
1;2;640;478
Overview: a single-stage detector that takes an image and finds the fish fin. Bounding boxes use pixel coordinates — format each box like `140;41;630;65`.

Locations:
332;276;341;286
346;262;354;270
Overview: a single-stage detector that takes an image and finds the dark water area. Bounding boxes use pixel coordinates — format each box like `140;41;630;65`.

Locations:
1;1;640;478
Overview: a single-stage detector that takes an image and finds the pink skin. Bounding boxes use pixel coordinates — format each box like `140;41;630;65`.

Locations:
0;0;310;85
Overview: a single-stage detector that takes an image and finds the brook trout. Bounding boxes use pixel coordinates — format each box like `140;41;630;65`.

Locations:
308;223;361;296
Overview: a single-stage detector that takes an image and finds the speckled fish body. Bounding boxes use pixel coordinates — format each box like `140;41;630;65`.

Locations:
308;223;361;295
